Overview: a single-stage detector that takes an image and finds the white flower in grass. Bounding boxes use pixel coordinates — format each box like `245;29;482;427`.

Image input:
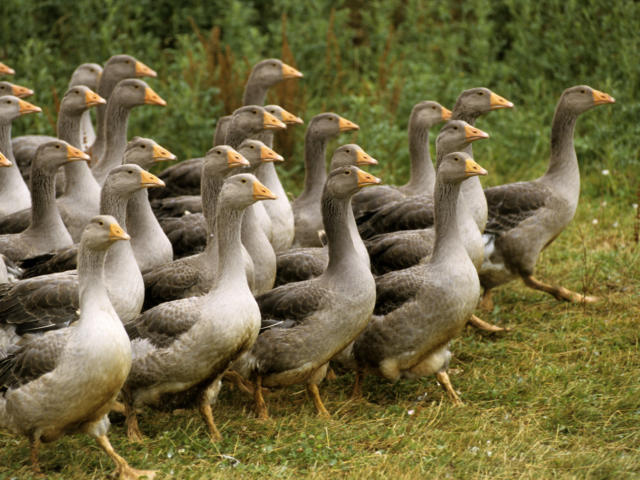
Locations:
592;219;598;225
613;221;619;228
601;169;610;175
633;203;638;210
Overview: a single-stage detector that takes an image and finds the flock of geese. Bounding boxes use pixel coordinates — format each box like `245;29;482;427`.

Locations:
0;56;614;478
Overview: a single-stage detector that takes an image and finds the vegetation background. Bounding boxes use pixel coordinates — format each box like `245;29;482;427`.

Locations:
0;0;639;478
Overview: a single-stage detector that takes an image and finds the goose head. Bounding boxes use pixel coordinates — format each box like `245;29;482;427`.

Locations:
437;152;488;185
436;120;489;158
219;173;276;210
111;78;166;108
69;63;103;90
124;137;176;169
104;55;156;81
326;165;381;199
248;59;303;89
60;85;106;116
81;215;130;251
231;105;286;135
104;164;164;199
308;112;359;140
0;95;41;122
330;144;377;170
237;139;283;169
560;85;615;114
411;101;452;129
264;105;304;125
454;87;513;119
33;140;90;174
0;81;33;98
203;145;250;178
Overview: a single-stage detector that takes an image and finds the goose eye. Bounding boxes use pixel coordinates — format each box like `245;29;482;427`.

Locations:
215;150;221;155
453;126;458;130
252;110;257;115
346;149;350;153
432;106;436;110
477;91;484;96
134;85;139;89
250;145;254;149
580;89;586;94
344;170;350;175
5;100;10;104
55;145;60;149
141;144;146;149
128;170;133;174
241;178;247;183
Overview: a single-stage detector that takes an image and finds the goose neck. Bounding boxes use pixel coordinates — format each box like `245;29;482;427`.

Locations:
0;119;13;160
78;244;112;316
201;169;225;236
29;167;60;229
323;194;358;275
100;186;129;226
92;102;131;183
242;81;268;106
430;180;464;264
543;104;579;186
213;204;246;288
405;124;434;192
299;132;327;202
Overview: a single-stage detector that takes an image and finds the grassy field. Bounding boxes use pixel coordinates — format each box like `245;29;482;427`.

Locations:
1;189;638;478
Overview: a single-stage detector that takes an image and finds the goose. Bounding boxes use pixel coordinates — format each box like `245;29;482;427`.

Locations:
356;88;513;239
0;81;33;98
123;137;177;272
292;112;360;247
344;152;487;404
91;78;166;184
0;215;156;479
91;54;156;164
122;174;273;442
68;62;103;151
479;86;614;309
0;165;165;340
0;86;106;239
0;62;15;75
0;152;10;286
233;166;380;419
0;96;41;216
352;101;450;220
0;141;90;262
275;144;377;286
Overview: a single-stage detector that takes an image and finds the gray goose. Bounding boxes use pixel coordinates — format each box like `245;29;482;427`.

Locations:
0;153;10;283
91;54;157;163
122;174;273;442
0;215;156;480
0;141;90;262
275;144;377;286
345;152;487;404
292;112;360;247
356;88;513;239
0;62;15;75
365;121;488;275
123;137;176;272
0;81;33;98
0;86;106;239
352;101;451;220
480;86;614;308
91;78;166;185
0;96;41;216
141;146;249;310
68;62;103;151
0;165;164;340
233;166;380;419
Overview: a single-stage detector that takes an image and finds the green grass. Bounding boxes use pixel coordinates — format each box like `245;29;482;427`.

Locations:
1;196;638;479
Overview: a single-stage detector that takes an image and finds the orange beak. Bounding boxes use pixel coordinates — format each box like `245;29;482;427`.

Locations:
140;169;165;188
0;152;11;167
18;99;42;115
279;108;304;125
441;107;452;121
109;222;131;241
592;89;615;105
227;149;250;168
260;145;284;162
281;63;303;79
356;168;382;187
66;144;91;161
464;157;488;177
356;149;378;166
144;86;166;106
0;62;15;75
489;92;514;110
10;83;34;98
339;117;360;132
85;89;106;107
253;179;277;200
263;111;287;130
152;144;176;162
135;61;157;78
464;124;490;142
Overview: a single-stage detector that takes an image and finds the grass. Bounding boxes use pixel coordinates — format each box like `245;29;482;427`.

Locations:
0;194;638;479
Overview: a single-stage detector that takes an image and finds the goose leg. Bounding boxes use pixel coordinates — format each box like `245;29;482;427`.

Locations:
350;370;364;399
479;289;494;311
223;370;254;395
254;376;269;420
197;388;222;442
467;314;510;333
111;400;126;414
435;370;463;406
307;383;331;418
123;394;144;443
523;275;599;304
29;437;41;474
95;434;156;480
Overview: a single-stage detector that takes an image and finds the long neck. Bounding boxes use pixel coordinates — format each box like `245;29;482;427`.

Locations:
93;72;120;157
0;119;24;190
242;80;267;106
542;103;579;189
126;189;155;236
225;124;250;149
212;116;231;146
29;165;62;229
430;180;464;264
92;101;131;184
0;117;14;162
77;244;112;317
58;109;100;198
253;130;274;149
213;203;247;288
299;132;327;201
323;193;357;275
404;122;434;192
100;185;129;225
201;167;225;240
